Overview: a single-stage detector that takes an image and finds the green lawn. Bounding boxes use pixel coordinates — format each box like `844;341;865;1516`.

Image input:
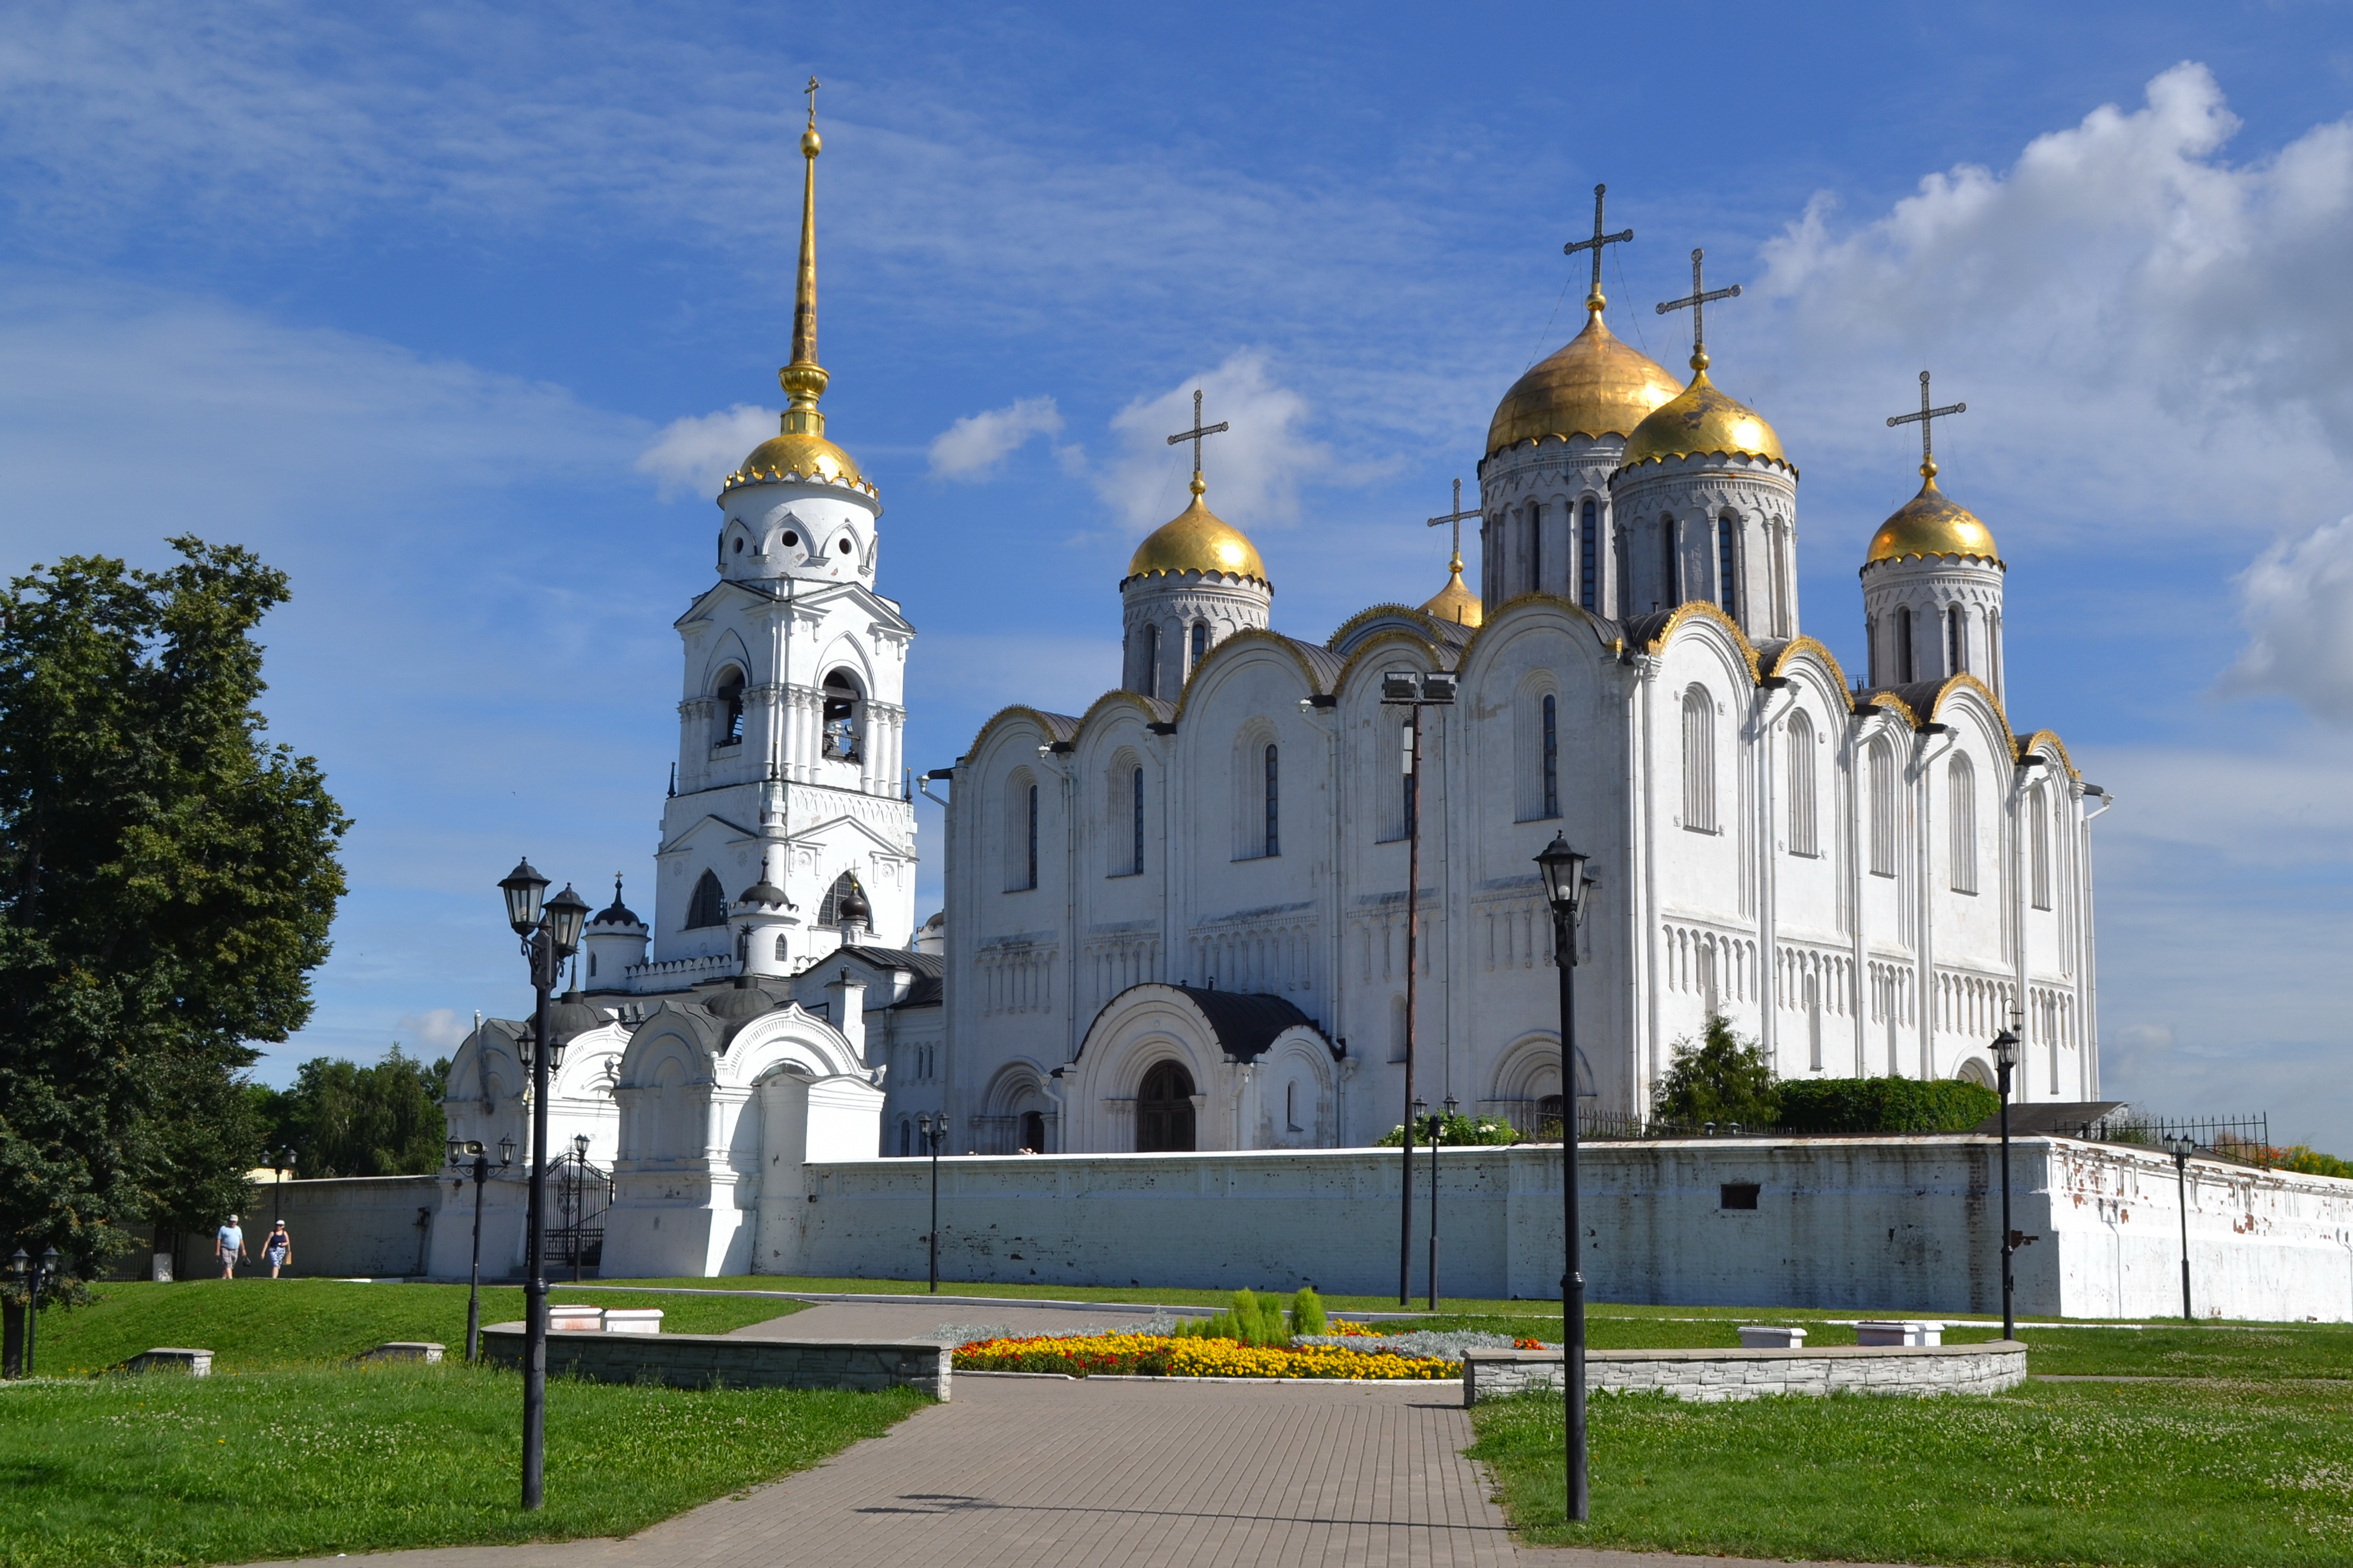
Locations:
29;1280;803;1374
1469;1379;2353;1566
0;1360;922;1568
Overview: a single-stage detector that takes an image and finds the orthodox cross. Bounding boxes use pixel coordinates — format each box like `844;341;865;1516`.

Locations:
1655;248;1742;365
1165;388;1230;480
805;75;820;126
1561;184;1633;309
1885;369;1966;479
1427;477;1478;563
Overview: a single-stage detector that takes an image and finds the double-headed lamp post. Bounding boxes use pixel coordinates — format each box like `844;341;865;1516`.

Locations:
496;858;591;1513
916;1112;947;1292
2164;1134;2196;1322
270;1147;296;1225
4;1245;59;1379
446;1135;514;1361
1990;1025;2020;1341
1380;667;1457;1307
1535;833;1597;1526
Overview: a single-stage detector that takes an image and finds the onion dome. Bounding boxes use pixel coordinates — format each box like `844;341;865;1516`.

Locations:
726;104;869;495
1488;306;1683;456
1620;363;1786;472
1124;475;1269;587
704;974;788;1023
736;871;792;911
1866;471;2000;566
1419;554;1484;628
521;990;614;1051
590;875;641;928
836;876;872;931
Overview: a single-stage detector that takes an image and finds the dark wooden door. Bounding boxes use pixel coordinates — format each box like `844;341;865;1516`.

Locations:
1136;1061;1197;1152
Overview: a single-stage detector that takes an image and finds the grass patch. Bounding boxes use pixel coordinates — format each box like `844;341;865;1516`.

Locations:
1469;1379;2353;1566
0;1360;922;1568
30;1281;804;1374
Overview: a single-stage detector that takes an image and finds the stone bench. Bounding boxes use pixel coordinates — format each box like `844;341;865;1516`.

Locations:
1462;1340;2028;1405
119;1348;213;1377
479;1323;950;1399
355;1341;445;1363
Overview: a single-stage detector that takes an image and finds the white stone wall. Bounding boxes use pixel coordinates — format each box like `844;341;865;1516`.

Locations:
1463;1343;2029;1403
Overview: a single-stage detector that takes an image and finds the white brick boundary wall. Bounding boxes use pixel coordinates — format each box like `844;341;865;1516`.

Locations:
1461;1342;2029;1404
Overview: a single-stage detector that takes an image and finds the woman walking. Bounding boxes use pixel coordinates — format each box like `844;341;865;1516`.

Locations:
264;1220;293;1279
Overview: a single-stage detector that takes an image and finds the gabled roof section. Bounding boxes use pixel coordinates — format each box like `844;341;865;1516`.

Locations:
675;576;914;636
836;945;944;1009
2013;728;2079;778
966;704;1084;761
1328;605;1473;661
1169;629;1343;725
1076;690;1175;734
1755;636;1856;707
1619;600;1761;684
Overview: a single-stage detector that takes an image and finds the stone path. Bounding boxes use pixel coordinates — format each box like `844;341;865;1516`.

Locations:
729;1297;1172;1342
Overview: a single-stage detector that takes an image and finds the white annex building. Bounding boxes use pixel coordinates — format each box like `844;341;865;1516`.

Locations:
940;217;2105;1158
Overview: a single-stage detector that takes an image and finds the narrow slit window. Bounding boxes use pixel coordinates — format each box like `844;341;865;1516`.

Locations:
1528;504;1542;593
1948;606;1967;675
1143;622;1162;700
1541;694;1560;819
1264;744;1280;857
1026;783;1040;890
1131;765;1145;876
1579;498;1598;611
1717;516;1738;619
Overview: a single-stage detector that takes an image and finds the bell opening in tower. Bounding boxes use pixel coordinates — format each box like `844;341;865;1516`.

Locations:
823;670;864;761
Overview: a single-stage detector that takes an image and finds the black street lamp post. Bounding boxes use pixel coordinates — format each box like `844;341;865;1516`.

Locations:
2165;1134;2196;1322
570;1133;592;1283
1381;668;1456;1307
1428;1094;1456;1314
1991;1025;2020;1341
916;1112;946;1292
270;1148;296;1226
447;1135;513;1361
497;858;590;1513
1535;833;1596;1525
5;1247;56;1379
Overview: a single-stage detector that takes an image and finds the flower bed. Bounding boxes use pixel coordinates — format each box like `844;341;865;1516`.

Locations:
951;1330;1459;1380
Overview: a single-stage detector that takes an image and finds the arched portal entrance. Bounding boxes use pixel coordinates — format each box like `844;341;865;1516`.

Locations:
1136;1061;1197;1152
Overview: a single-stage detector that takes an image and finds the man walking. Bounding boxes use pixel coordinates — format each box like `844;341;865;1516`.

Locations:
217;1214;246;1279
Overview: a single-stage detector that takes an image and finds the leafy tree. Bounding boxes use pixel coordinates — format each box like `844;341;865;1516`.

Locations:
260;1046;448;1177
0;538;349;1303
1652;1013;1780;1129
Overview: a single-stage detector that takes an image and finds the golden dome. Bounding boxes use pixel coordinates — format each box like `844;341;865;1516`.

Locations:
1419;557;1482;628
1487;308;1683;456
1125;480;1269;586
1865;473;2000;566
737;428;864;488
1620;366;1787;472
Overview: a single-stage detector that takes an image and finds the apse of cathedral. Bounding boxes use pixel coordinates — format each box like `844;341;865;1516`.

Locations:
944;188;2103;1159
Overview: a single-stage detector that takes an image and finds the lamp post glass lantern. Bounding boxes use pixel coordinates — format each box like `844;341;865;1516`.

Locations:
497;861;585;1512
1535;832;1596;1525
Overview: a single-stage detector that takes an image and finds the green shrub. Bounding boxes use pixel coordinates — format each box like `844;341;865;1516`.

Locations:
1288;1287;1328;1337
1775;1077;1998;1134
1652;1014;1779;1128
1376;1111;1522;1147
1176;1289;1292;1346
2278;1145;2353;1180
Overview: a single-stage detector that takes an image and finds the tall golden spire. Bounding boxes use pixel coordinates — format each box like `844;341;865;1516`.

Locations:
780;76;828;438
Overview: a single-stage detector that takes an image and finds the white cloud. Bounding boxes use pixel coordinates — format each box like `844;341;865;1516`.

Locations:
1754;62;2353;539
635;403;774;500
1096;351;1332;535
928;396;1064;480
2220;515;2353;723
396;1009;469;1055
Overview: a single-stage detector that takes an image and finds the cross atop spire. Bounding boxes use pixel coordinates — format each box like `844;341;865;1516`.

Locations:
804;75;819;128
1561;184;1633;314
1427;476;1478;568
1165;388;1230;500
1886;369;1966;481
1655;248;1742;372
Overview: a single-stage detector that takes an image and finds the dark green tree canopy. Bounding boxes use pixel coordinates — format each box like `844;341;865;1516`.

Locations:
258;1047;448;1178
0;538;349;1280
1652;1013;1780;1130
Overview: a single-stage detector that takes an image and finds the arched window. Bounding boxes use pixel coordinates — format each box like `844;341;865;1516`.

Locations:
2030;786;2052;910
1005;772;1040;892
684;869;727;929
1191;619;1209;671
1895;606;1916;684
822;670;862;761
1868;740;1896;877
1136;1061;1197;1152
1579;498;1599;611
1947;607;1967;676
1681;687;1716;833
1130;764;1146;876
899;1119;912;1157
1717;515;1739;619
713;668;745;748
818;870;864;927
1263;744;1280;856
1949;754;1978;894
1788;709;1818;857
1143;622;1162;700
1541;694;1560;819
1027;782;1041;889
1660;517;1678;608
1805;970;1823;1071
1527;503;1542;593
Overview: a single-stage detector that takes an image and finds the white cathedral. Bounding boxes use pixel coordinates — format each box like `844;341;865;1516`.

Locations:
438;129;2102;1275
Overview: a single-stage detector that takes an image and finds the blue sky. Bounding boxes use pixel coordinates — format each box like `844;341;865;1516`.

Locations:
4;2;2350;1147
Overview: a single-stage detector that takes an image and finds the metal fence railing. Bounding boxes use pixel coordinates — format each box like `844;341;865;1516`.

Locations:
2086;1112;2275;1168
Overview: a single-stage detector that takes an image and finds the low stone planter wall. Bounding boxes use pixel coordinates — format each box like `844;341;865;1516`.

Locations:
479;1323;950;1400
1462;1340;2027;1404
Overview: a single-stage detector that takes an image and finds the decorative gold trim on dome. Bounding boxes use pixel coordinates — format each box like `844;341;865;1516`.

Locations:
1617;366;1789;473
1862;475;1999;568
1631;599;1763;682
2013;728;2078;779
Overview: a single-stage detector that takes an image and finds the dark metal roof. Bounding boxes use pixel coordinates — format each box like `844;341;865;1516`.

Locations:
1162;985;1324;1063
1971;1101;2129;1138
1281;636;1347;693
834;945;944;1010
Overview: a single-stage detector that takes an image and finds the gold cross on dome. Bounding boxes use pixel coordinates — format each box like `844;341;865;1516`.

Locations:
1427;477;1478;562
1885;369;1966;480
1656;248;1742;368
1165;388;1230;481
805;76;820;127
1561;184;1633;311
